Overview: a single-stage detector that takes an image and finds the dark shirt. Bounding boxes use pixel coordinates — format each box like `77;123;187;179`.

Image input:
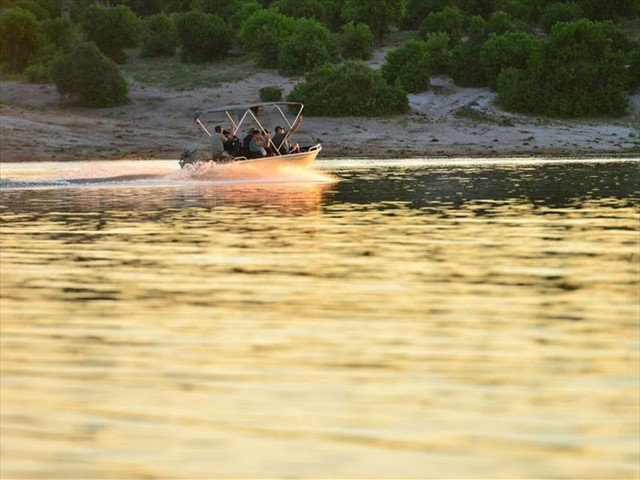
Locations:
242;134;253;155
271;131;289;154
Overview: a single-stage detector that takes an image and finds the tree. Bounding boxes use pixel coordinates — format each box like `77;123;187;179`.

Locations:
403;0;448;29
239;8;295;68
78;4;141;63
287;60;408;116
141;13;177;57
485;10;516;35
277;17;338;74
419;5;466;45
340;22;373;60
341;0;406;43
497;19;628;116
540;2;584;32
381;40;431;92
479;31;540;89
52;41;128;107
271;0;327;22
174;11;232;62
423;32;451;74
0;7;39;72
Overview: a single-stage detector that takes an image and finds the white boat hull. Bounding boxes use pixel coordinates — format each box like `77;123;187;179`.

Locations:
180;144;321;170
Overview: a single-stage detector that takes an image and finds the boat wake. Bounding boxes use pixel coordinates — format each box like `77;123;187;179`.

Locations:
0;160;336;190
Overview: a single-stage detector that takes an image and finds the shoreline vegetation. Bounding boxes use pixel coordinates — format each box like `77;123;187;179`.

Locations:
1;1;639;162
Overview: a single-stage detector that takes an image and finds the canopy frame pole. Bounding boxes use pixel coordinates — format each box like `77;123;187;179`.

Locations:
225;111;238;135
246;110;281;156
279;105;304;152
196;118;211;137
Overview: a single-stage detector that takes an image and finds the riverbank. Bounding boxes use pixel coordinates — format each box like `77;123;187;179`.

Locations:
1;71;639;162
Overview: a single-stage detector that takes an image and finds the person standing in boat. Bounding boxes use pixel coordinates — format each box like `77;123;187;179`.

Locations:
272;115;303;154
210;125;230;160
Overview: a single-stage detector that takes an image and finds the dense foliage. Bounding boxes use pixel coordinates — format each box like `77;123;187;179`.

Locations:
381;40;431;92
174;10;232;62
479;31;540;89
497;19;628;117
239;8;295;68
423;32;451;74
287;60;408;116
419;6;466;45
271;0;326;22
278;17;338;75
0;7;39;72
78;4;140;63
259;85;282;101
340;22;373;60
52;42;128;107
140;13;177;57
341;0;406;43
540;2;584;32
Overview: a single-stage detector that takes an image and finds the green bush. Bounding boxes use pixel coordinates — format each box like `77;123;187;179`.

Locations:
277;18;338;75
601;20;638;56
485;10;516;35
271;0;327;22
239;8;295;68
456;0;495;17
174;11;232;63
78;4;141;63
423;32;451;74
540;2;584;32
574;0;639;21
419;6;466;46
1;0;59;20
480;31;540;89
381;40;431;92
493;0;536;21
497;19;628;117
403;0;448;29
38;16;77;53
287;60;408;116
466;14;487;43
0;7;39;72
141;13;177;57
228;1;262;29
259;85;283;101
340;22;373;60
121;0;164;16
340;0;406;43
451;40;486;87
52;42;128;107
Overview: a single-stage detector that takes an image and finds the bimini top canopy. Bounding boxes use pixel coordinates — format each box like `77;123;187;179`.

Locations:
192;102;305;151
196;102;303;117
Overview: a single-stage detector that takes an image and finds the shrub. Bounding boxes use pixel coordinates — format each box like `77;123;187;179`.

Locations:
340;0;406;43
423;32;451;74
466;14;487;43
575;0;639;21
0;7;39;72
403;0;448;29
451;41;486;87
493;0;536;21
287;60;408;116
1;0;59;20
419;6;466;46
456;0;495;17
277;18;338;75
228;1;262;29
122;0;165;16
540;2;584;32
174;11;232;63
601;20;638;56
52;42;128;107
271;0;327;22
497;19;628;117
381;40;431;92
340;22;373;60
141;13;178;57
78;4;141;63
480;31;540;89
485;10;516;35
191;0;255;20
38;16;77;53
259;85;283;101
239;8;295;68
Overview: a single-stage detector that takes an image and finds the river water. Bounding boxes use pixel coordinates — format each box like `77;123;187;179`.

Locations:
0;158;638;479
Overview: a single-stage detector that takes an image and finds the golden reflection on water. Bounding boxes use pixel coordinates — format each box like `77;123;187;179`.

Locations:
0;160;639;479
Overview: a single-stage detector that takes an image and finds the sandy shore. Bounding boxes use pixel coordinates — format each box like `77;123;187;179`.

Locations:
1;68;639;162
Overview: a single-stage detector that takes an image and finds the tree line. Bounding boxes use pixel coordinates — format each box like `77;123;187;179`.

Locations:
0;0;638;116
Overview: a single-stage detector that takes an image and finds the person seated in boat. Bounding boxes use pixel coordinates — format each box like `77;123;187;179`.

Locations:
272;115;303;154
210;125;231;161
249;130;268;158
242;127;257;157
223;129;241;157
263;129;278;156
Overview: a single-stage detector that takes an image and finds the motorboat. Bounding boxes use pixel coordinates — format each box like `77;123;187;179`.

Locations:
179;102;321;169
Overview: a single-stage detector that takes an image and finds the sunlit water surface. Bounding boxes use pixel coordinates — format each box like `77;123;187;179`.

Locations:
1;158;639;479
